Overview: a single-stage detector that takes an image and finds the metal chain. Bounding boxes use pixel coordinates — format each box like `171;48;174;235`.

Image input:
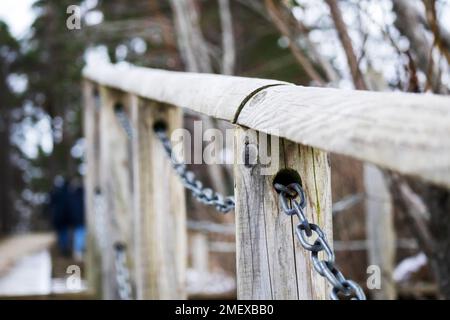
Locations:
115;108;134;140
114;243;133;300
101;111;134;299
115;106;364;299
114;108;363;298
274;182;366;300
114;110;235;213
154;125;235;213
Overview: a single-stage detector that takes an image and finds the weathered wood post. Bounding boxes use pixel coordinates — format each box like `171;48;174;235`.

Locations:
97;87;135;299
82;80;103;298
190;231;210;275
233;123;332;299
130;97;187;299
364;164;396;299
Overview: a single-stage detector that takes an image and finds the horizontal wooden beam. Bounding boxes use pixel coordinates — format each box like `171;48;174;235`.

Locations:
83;63;286;122
83;63;450;188
236;85;450;188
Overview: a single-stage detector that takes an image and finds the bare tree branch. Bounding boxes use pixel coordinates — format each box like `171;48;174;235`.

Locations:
386;177;435;248
148;0;178;50
392;0;445;93
169;0;212;72
265;0;326;85
423;0;450;65
218;0;236;75
324;0;367;90
169;0;232;199
284;2;341;84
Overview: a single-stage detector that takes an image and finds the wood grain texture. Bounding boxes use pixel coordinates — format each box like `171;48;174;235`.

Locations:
82;80;103;298
83;63;286;121
131;97;187;299
236;85;450;188
234;127;332;299
85;63;450;187
98;87;134;299
99;88;134;245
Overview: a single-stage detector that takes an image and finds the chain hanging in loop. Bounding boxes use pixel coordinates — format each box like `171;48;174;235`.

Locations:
115;107;134;140
114;105;364;299
154;124;235;214
114;109;235;214
274;182;366;300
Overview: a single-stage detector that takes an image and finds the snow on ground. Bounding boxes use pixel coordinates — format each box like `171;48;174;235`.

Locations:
0;250;52;296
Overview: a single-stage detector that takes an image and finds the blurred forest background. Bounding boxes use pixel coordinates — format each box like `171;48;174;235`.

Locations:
1;0;450;299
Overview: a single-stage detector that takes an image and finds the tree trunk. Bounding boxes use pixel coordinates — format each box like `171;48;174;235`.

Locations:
169;0;232;200
417;184;450;298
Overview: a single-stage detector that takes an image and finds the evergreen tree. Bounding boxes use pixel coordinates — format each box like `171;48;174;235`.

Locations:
0;21;23;234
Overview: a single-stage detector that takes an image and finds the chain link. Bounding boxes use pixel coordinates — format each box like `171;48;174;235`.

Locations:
114;107;364;299
114;109;235;214
115;107;134;140
154;125;235;213
114;243;133;300
274;182;366;300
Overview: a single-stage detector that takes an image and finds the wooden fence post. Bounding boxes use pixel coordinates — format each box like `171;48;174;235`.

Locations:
131;97;187;299
364;164;396;299
234;127;332;299
190;231;209;275
97;87;135;299
82;80;103;298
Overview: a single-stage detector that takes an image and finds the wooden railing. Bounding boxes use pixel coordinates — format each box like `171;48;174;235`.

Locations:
82;62;450;300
